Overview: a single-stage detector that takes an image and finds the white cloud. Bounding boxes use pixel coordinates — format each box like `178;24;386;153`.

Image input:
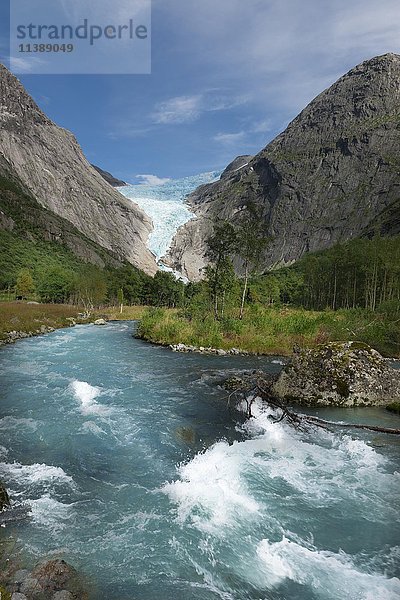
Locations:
136;174;172;185
152;95;202;124
213;131;246;145
251;119;272;134
9;56;46;73
155;0;400;113
151;92;248;125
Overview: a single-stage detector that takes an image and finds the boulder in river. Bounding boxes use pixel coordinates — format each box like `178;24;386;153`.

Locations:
94;319;107;326
18;559;84;598
272;342;400;407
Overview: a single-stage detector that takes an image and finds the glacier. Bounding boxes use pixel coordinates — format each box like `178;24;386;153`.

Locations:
119;171;221;263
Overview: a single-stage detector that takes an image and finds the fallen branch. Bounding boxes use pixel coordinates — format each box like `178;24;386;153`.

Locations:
302;414;400;435
227;377;400;435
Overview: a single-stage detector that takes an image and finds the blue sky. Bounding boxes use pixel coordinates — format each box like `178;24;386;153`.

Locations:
1;0;400;182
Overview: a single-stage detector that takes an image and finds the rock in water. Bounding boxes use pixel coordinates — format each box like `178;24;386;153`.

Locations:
272;342;400;407
0;481;10;510
20;560;82;597
94;319;107;326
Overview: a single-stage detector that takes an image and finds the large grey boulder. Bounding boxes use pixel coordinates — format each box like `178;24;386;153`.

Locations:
19;560;82;598
272;342;400;407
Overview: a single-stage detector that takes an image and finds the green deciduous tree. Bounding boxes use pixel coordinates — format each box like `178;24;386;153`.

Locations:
37;267;74;304
15;268;35;298
205;221;237;320
234;205;269;319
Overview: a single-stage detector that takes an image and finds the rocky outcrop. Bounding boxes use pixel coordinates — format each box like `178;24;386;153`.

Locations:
272;342;400;407
0;64;157;275
91;165;126;187
7;559;86;599
220;155;253;179
166;54;400;281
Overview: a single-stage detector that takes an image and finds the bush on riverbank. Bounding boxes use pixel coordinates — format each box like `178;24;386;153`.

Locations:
138;305;400;357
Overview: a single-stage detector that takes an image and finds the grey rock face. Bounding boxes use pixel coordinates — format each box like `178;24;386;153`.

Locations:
272;342;400;407
0;64;157;275
91;164;126;187
220;155;253;179
166;54;400;281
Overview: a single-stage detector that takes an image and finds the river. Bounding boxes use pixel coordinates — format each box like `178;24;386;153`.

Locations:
0;322;399;599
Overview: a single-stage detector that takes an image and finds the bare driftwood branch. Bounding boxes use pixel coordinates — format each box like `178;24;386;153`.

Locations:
227;377;400;435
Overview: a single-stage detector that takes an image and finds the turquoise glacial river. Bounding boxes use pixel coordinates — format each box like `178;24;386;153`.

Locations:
0;322;399;599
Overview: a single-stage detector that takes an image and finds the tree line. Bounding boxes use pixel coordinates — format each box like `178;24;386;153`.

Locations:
9;264;185;309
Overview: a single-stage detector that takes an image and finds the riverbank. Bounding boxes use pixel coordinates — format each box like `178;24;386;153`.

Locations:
137;306;400;358
0;302;90;346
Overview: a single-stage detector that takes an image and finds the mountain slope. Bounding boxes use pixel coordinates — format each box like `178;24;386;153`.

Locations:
0;64;157;275
92;165;126;187
166;53;400;280
0;154;125;270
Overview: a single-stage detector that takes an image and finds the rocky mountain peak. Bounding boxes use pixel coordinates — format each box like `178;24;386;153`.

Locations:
0;64;51;128
165;53;400;281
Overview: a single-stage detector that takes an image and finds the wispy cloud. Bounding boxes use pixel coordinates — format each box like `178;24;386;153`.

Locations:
152;95;202;124
136;174;171;185
251;118;272;134
213;131;246;145
151;92;249;125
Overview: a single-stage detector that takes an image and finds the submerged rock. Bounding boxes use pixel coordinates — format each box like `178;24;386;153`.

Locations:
273;342;400;407
0;481;10;511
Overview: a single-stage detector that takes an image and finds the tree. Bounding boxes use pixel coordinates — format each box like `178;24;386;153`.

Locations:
234;205;269;319
15;268;35;299
205;221;237;319
37;267;74;304
117;288;124;314
74;269;107;311
150;271;185;308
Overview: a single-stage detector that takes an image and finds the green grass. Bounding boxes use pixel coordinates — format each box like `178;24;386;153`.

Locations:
96;305;148;321
0;302;84;342
137;306;400;357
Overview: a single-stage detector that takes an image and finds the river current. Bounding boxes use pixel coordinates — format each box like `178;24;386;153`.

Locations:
0;322;399;599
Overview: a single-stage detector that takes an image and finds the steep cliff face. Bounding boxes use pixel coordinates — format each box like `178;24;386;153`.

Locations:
0;64;157;275
166;54;400;281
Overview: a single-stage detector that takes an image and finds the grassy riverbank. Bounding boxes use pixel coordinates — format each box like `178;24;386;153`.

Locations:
96;305;147;321
0;302;83;343
137;306;400;357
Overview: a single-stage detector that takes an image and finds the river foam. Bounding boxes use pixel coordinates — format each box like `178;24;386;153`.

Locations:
164;399;400;597
70;380;112;416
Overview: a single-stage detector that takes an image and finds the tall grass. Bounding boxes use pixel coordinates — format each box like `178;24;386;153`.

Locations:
0;302;81;341
137;305;400;357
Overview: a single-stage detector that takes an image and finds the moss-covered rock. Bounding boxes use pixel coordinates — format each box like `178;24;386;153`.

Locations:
272;341;400;407
386;402;400;414
0;481;10;511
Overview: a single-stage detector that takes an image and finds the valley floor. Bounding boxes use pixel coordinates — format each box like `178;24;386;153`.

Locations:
1;302;398;359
